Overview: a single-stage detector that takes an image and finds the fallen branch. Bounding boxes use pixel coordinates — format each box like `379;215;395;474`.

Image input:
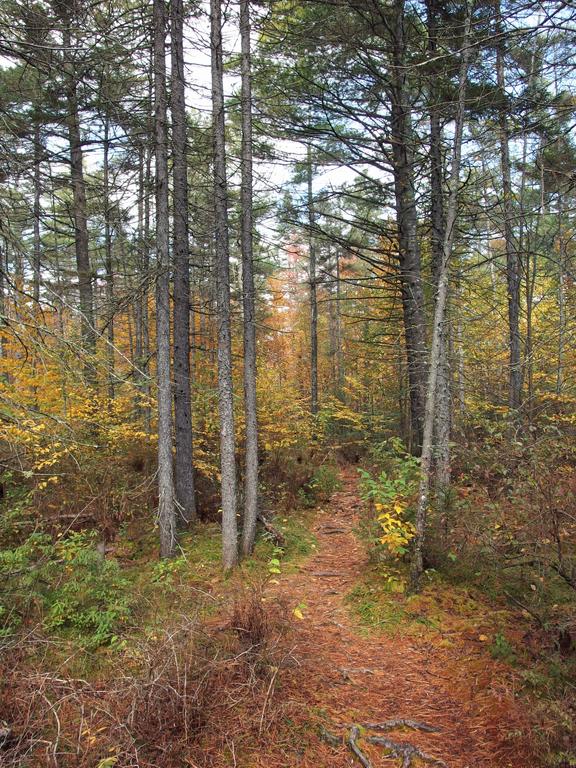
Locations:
257;512;285;547
0;722;12;750
504;590;545;628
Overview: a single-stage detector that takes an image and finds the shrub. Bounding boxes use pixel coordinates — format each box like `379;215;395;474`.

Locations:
0;530;53;640
45;531;131;648
307;464;342;502
0;527;131;648
296;464;342;508
358;438;419;559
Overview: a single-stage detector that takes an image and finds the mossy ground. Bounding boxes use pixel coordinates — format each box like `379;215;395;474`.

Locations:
346;543;576;766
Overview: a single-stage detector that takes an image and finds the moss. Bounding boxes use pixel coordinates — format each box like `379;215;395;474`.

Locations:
345;578;408;635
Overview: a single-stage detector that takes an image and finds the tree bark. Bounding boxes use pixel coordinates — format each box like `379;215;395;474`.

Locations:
134;141;145;415
410;1;472;591
142;131;152;435
210;0;238;570
328;248;337;388
556;201;566;394
32;115;42;306
496;3;522;414
103;116;115;401
239;0;259;558
0;242;5;365
171;0;196;525
455;273;466;416
426;0;451;502
335;250;344;397
427;0;445;291
390;0;428;453
307;144;319;416
154;0;176;559
63;24;96;383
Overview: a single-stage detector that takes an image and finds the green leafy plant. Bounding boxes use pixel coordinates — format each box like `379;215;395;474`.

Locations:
307;464;342;502
0;526;131;649
358;439;419;558
358;439;419;506
267;545;284;575
45;531;131;648
490;631;516;663
0;530;54;639
151;554;188;584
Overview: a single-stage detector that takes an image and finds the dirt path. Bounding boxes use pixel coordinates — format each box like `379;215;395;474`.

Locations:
262;467;533;768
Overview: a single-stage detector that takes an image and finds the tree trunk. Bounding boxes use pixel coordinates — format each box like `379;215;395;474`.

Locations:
134;141;145;415
328;248;337;388
142;135;152;435
522;146;543;427
307;145;319;416
33;115;41;306
0;242;5;365
335;250;344;397
455;273;466;416
171;0;196;525
410;1;471;591
557;201;566;394
103;116;115;401
427;0;445;290
390;0;428;453
210;0;238;570
154;0;176;559
64;26;96;383
426;0;451;502
496;4;522;414
239;0;259;558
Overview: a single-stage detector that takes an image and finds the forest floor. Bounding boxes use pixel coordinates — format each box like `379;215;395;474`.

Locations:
1;465;546;768
254;466;536;768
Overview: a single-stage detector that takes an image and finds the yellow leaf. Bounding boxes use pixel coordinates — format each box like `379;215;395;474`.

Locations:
97;758;118;768
293;606;304;620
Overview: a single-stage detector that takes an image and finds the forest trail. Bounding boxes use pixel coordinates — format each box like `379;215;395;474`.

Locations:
262;466;533;768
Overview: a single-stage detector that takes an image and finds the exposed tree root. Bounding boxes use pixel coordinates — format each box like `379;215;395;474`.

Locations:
318;724;341;748
347;725;373;768
366;735;448;768
310;571;344;577
363;719;441;734
320;719;447;768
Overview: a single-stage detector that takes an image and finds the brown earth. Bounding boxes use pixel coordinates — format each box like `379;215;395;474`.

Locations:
254;466;537;768
0;467;538;768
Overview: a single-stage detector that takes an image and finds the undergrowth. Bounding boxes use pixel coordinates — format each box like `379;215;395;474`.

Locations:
0;589;296;768
0;474;317;664
352;429;576;768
